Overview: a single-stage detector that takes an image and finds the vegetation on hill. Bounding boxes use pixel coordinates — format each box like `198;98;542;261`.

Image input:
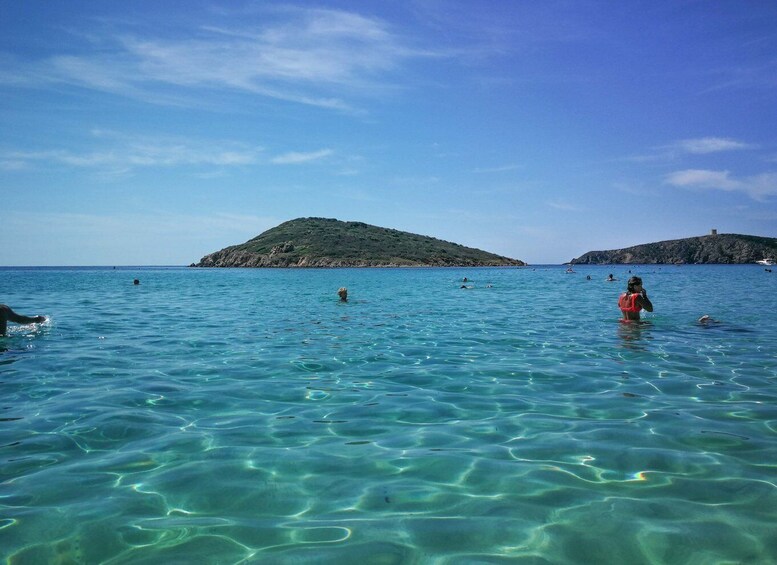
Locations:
194;217;525;267
570;233;777;264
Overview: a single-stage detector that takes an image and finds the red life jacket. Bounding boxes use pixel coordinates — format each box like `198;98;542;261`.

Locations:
618;292;641;313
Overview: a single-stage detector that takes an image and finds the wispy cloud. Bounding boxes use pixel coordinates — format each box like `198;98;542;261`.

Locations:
13;211;273;237
271;149;333;165
546;199;583;212
1;8;439;112
626;136;756;163
391;175;440;187
665;169;777;201
473;164;523;173
0;131;263;174
612;181;648;195
674;137;756;154
0;159;27;171
704;59;777;92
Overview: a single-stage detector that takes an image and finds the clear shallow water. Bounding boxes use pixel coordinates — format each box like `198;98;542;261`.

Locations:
1;265;776;564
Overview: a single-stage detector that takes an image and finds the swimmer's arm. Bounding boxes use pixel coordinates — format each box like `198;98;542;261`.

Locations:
4;308;45;324
639;291;653;312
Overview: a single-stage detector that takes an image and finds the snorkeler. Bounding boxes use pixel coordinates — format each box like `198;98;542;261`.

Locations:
0;304;46;336
618;276;653;321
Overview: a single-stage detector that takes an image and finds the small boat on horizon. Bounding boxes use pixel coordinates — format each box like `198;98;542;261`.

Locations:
756;258;775;266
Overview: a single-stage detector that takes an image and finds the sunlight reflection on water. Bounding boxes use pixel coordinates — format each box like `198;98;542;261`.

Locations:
1;265;776;563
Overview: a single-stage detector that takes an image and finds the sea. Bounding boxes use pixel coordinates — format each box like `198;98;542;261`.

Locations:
1;265;776;564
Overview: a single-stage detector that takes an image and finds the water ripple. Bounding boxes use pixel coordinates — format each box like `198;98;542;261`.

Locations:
2;265;776;562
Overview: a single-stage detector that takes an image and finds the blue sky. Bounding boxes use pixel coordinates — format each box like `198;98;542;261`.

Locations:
2;1;776;265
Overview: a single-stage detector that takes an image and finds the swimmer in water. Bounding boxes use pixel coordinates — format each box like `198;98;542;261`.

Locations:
618;276;653;321
1;304;46;336
337;287;348;302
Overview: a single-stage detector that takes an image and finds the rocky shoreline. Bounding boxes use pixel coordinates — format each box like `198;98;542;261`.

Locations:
570;233;776;265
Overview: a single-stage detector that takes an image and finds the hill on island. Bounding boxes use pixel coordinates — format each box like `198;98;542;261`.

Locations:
194;217;525;268
570;233;777;264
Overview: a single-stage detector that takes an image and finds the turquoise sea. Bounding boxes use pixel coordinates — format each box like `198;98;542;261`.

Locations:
1;265;776;564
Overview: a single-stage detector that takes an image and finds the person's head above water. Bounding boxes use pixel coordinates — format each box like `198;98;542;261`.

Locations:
337;287;348;301
619;276;652;321
626;276;643;294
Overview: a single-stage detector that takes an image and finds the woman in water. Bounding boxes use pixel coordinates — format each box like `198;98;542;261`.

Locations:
618;276;653;321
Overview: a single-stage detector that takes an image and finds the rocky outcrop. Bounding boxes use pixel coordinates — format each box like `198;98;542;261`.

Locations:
570;234;777;264
196;250;514;268
194;217;525;268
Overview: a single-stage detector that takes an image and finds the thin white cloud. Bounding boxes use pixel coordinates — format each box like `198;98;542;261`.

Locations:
675;137;755;154
625;136;756;163
391;175;440;187
546;199;582;212
704;59;777;92
11;211;271;236
473;164;523;173
0;159;27;171
612;181;647;195
1;132;264;173
665;169;740;190
1;8;439;112
665;169;777;201
271;149;333;164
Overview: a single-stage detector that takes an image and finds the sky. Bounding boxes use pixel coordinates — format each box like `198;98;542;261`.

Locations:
2;0;776;266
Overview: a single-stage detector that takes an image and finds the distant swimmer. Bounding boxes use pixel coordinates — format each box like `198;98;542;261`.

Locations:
133;279;140;285
566;267;575;273
337;287;348;302
698;315;721;325
607;274;617;282
0;304;46;336
618;276;653;322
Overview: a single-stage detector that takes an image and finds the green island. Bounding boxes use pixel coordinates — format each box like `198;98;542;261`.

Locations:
570;233;777;264
193;217;525;268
